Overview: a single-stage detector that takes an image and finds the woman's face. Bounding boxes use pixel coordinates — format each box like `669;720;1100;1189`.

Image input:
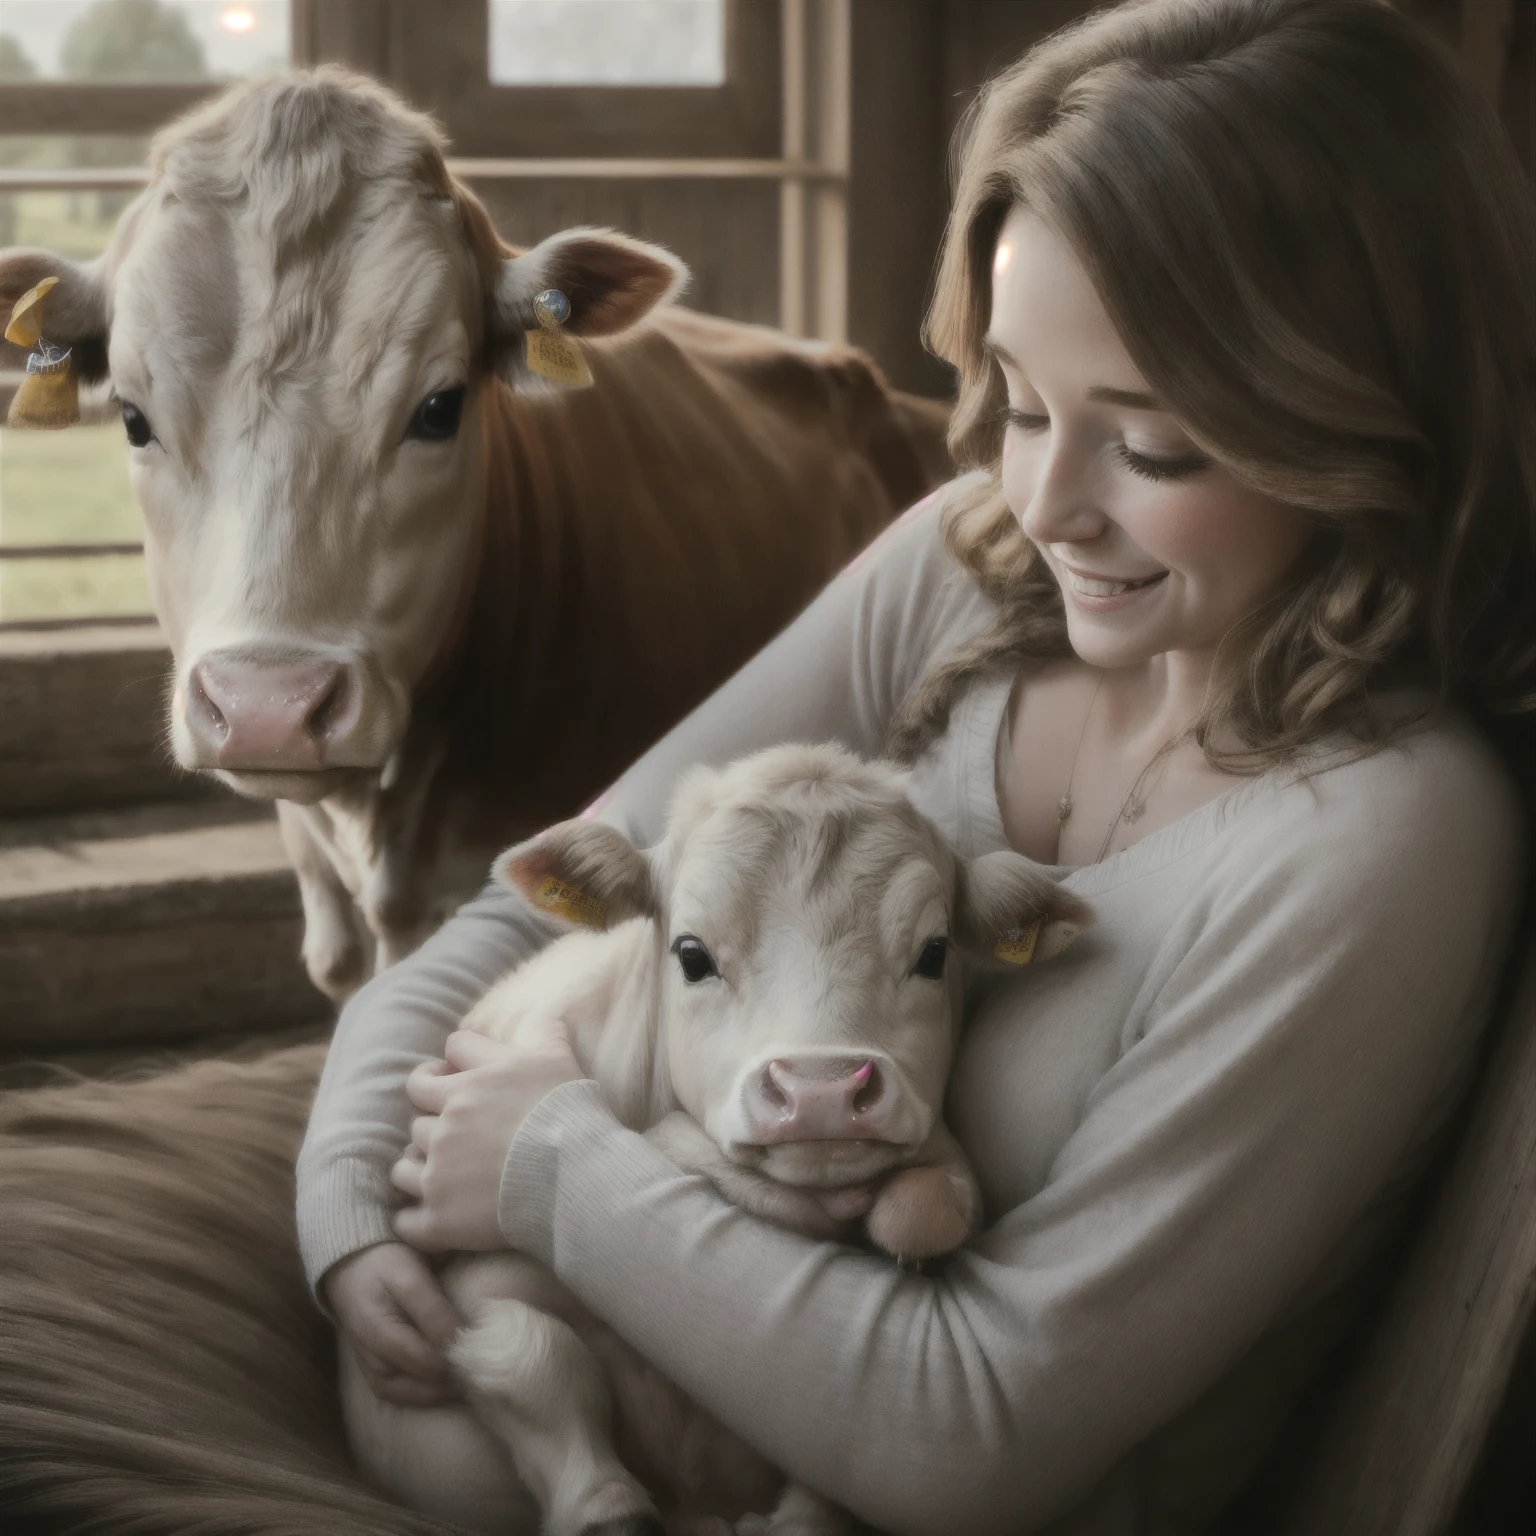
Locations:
989;206;1312;673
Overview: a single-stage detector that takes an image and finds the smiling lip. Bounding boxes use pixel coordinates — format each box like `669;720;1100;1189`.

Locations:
1059;562;1168;599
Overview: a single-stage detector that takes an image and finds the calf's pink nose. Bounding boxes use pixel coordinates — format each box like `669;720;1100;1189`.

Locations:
747;1056;893;1142
187;657;355;770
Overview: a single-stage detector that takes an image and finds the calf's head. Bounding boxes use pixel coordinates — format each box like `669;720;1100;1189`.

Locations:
0;69;683;803
499;746;1090;1187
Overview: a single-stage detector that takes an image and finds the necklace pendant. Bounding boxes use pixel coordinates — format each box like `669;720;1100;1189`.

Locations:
1057;792;1073;823
1123;793;1147;824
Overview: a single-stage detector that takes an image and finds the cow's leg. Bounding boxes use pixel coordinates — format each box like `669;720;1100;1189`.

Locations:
450;1299;662;1536
277;800;370;1002
737;1484;861;1536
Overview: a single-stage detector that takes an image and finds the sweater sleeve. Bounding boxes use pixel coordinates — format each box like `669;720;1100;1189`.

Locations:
295;485;988;1295
495;733;1524;1535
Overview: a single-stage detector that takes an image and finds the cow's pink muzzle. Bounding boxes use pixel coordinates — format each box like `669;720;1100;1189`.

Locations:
743;1056;895;1143
185;654;363;772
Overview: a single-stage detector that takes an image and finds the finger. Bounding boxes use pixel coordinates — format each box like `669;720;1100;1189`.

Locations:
392;1264;466;1351
443;1029;512;1069
365;1296;457;1381
390;1155;425;1200
393;1203;450;1253
406;1060;454;1113
409;1114;437;1156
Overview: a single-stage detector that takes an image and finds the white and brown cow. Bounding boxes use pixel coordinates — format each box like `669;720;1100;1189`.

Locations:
0;69;948;1001
348;744;1090;1536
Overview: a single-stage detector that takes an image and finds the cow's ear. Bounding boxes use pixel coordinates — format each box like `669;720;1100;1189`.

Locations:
495;818;659;931
953;851;1093;967
0;250;109;382
495;227;686;340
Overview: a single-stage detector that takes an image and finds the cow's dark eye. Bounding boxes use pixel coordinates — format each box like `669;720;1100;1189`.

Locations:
672;935;719;984
913;936;949;980
407;387;465;441
121;401;153;448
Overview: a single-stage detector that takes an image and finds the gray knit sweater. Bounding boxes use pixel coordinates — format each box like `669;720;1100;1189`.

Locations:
297;489;1523;1536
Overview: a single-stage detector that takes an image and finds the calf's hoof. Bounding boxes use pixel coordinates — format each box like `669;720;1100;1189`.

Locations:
581;1518;666;1536
865;1165;971;1261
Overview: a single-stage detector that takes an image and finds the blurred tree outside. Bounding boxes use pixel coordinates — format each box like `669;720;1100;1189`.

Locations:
62;0;209;219
0;32;40;246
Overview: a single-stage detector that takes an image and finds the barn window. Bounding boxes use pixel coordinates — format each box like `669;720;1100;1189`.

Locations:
488;0;726;86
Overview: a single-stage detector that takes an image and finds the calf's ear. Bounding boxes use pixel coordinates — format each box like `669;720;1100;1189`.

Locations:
953;851;1093;967
495;819;659;931
0;250;109;381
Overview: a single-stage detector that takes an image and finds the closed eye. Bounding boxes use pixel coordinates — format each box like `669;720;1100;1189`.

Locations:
671;934;720;984
1003;407;1048;433
912;935;949;980
1117;444;1212;481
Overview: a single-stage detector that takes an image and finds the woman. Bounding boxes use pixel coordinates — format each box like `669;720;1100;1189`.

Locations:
298;0;1535;1531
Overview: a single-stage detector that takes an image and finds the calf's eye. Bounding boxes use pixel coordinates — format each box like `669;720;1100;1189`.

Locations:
121;401;153;448
913;936;949;980
407;386;466;441
672;935;720;984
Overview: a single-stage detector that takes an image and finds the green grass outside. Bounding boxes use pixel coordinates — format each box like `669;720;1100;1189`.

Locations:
0;421;150;621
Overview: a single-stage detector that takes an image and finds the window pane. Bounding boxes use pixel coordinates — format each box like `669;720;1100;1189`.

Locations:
0;136;148;258
0;420;151;623
0;1;290;83
489;0;725;86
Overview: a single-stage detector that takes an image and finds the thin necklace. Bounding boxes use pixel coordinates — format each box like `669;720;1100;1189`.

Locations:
1056;671;1105;826
1057;672;1187;864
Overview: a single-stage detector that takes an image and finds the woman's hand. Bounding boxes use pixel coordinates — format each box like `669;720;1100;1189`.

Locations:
323;1240;464;1405
390;1025;585;1253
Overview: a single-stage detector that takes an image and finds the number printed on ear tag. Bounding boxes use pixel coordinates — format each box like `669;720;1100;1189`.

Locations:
995;916;1042;966
533;875;607;927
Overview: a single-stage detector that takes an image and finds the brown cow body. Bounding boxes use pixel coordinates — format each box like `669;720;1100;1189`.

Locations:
280;307;948;995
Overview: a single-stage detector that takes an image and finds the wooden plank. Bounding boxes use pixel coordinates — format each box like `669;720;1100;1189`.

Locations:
0;625;210;813
0;808;318;1053
0;82;218;136
1279;929;1536;1536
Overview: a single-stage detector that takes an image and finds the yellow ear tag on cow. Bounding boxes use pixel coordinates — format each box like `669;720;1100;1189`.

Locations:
6;276;80;430
524;288;593;390
994;916;1043;966
533;874;607;927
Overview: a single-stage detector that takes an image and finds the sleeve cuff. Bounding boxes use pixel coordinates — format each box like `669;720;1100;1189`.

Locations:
497;1077;616;1264
295;1153;401;1307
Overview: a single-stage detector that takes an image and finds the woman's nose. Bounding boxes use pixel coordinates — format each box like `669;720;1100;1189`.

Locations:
1016;434;1107;547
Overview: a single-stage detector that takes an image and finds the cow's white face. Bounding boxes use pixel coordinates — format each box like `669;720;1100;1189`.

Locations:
499;747;1091;1191
110;185;487;802
0;71;685;804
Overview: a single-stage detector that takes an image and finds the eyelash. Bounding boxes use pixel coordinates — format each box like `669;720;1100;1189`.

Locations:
1001;408;1212;483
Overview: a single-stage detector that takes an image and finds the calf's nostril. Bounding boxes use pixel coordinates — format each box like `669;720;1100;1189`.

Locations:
189;668;229;739
304;669;347;740
762;1061;792;1113
851;1061;882;1114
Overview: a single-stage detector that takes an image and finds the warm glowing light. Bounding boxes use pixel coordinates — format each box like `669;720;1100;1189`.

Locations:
220;5;258;34
993;240;1014;277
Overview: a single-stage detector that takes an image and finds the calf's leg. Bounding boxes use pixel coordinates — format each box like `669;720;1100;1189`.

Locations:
338;1334;539;1534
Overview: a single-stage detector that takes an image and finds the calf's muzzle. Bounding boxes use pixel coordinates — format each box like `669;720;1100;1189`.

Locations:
744;1055;895;1143
186;654;362;771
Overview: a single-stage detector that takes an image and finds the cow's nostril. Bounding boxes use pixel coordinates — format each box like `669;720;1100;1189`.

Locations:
851;1061;882;1114
190;668;229;739
305;670;347;740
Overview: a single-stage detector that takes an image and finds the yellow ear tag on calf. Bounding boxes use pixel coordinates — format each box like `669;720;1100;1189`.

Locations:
524;288;593;390
995;916;1043;966
533;874;607;927
6;276;80;430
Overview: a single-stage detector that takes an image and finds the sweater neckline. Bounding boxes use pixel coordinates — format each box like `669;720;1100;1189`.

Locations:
966;671;1280;896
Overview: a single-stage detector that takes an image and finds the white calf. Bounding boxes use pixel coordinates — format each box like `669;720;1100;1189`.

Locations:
364;744;1090;1536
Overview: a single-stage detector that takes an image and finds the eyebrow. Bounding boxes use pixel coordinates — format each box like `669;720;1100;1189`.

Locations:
982;335;1163;411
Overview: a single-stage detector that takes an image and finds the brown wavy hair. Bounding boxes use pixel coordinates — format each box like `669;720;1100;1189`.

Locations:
888;0;1536;778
